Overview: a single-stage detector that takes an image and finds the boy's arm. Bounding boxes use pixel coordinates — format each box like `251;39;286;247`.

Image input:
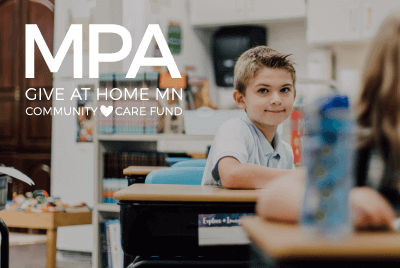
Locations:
218;157;299;189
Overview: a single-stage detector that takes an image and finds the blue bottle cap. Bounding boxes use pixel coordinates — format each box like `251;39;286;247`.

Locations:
320;95;349;111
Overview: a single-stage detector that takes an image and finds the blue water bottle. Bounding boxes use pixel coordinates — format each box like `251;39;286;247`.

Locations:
300;95;354;239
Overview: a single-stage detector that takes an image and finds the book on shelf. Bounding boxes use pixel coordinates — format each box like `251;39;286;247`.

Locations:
99;222;108;268
110;220;123;268
104;220;113;268
102;219;124;268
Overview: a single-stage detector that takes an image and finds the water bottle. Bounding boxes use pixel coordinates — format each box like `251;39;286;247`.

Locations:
300;95;354;239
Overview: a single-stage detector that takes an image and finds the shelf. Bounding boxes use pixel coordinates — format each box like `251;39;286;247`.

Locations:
97;134;215;142
96;203;120;213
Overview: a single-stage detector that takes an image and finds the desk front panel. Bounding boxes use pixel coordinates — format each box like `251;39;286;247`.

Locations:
119;200;255;258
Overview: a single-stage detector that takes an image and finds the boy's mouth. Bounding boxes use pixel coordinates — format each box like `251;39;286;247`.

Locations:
265;110;285;114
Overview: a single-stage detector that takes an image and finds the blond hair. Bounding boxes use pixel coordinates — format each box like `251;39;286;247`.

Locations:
234;46;296;95
357;12;400;176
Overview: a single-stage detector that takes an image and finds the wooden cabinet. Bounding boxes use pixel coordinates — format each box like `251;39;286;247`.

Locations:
22;0;54;151
0;0;21;151
190;0;306;27
307;0;400;45
0;0;53;197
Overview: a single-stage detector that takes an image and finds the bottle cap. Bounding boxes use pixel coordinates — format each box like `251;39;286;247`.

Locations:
321;95;349;111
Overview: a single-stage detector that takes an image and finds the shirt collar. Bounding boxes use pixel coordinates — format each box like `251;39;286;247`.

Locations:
244;116;283;157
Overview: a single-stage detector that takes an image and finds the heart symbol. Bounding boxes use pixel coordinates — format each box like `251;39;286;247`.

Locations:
100;105;113;117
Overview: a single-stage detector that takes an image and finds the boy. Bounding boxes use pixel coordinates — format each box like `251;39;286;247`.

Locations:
202;46;299;189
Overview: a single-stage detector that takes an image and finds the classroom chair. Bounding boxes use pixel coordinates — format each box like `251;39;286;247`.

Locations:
171;159;207;168
164;157;192;166
145;167;204;185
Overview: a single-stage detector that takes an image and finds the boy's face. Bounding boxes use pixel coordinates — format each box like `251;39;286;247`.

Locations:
234;67;296;127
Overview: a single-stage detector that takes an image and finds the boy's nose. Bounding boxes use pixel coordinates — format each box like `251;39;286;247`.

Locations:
270;93;282;105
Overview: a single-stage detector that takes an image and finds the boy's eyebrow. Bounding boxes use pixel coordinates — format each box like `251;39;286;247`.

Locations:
256;83;293;87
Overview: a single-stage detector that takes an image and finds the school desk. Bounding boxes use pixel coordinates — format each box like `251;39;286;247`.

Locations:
123;166;169;184
241;216;400;268
114;184;259;266
0;211;92;268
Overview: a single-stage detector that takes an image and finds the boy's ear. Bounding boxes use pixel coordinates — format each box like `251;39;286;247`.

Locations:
233;90;247;110
293;89;296;101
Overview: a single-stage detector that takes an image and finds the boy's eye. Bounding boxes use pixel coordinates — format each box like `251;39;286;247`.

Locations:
281;87;290;93
258;88;268;93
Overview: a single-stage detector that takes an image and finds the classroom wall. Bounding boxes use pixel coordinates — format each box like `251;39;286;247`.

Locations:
52;0;123;252
266;20;308;77
334;42;370;104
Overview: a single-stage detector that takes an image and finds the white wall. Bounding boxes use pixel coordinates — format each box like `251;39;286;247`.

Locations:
52;0;123;252
267;20;308;77
51;78;95;252
334;42;370;104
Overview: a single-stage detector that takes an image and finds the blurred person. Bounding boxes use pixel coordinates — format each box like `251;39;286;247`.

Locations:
257;12;400;230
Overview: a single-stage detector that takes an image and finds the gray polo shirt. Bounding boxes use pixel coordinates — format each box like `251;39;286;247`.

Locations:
201;116;295;186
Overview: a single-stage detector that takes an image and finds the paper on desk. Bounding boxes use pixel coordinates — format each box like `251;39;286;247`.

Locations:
198;213;253;246
0;167;35;185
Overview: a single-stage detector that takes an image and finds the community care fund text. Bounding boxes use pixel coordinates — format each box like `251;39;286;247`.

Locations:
25;87;183;116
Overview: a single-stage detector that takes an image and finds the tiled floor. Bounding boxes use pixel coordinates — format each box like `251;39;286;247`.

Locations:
9;243;91;268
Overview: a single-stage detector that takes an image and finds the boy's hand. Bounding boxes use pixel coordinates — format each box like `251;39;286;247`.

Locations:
350;187;397;231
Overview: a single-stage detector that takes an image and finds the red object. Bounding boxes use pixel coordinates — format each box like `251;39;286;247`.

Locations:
291;109;304;167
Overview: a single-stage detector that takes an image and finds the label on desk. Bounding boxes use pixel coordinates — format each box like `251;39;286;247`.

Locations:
198;213;254;246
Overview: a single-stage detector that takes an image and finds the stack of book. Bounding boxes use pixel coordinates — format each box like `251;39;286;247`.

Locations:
99;219;124;268
98;74;114;134
114;73;145;134
102;178;128;204
144;72;159;134
97;72;163;134
103;152;168;178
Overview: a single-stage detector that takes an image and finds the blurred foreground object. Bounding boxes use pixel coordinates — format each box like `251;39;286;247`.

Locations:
301;95;354;238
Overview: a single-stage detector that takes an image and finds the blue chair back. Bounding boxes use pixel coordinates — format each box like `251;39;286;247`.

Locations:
145;167;205;185
165;157;191;166
172;159;207;168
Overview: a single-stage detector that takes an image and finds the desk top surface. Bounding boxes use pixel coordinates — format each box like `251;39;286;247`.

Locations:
114;184;260;202
0;211;92;229
123;166;169;175
241;216;400;261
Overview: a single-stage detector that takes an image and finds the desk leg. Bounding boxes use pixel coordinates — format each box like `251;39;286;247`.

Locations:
46;228;57;268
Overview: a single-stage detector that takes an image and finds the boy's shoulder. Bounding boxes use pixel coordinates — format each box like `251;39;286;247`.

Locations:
217;117;253;136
